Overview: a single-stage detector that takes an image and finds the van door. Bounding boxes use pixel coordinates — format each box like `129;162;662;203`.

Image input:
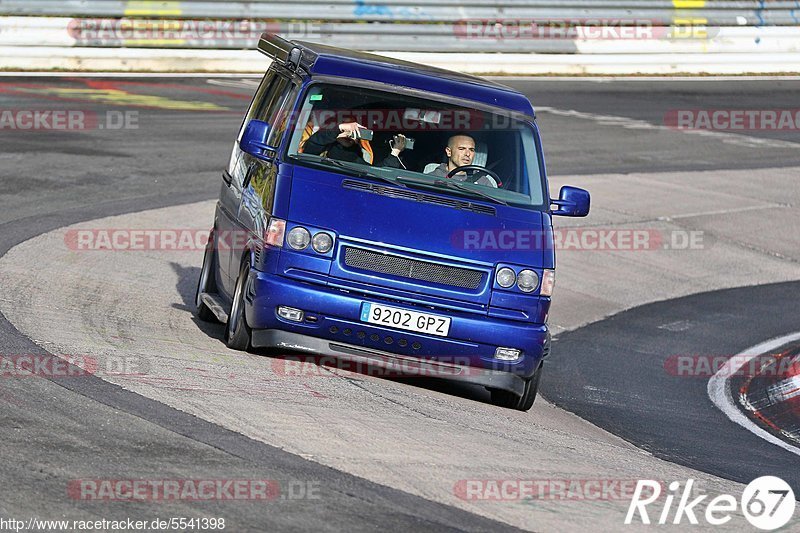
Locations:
220;68;294;293
238;74;300;257
216;68;284;296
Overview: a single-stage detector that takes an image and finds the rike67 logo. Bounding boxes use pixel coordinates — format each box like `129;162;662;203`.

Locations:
625;477;796;530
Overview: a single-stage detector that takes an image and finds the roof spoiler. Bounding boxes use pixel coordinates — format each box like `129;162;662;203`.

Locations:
258;33;303;71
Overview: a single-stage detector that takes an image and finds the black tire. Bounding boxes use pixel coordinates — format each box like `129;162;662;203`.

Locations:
225;259;252;351
490;362;543;411
196;232;219;323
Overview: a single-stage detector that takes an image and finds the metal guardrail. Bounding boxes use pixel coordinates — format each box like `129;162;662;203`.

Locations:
2;17;800;53
0;1;797;70
0;0;798;26
2;46;799;74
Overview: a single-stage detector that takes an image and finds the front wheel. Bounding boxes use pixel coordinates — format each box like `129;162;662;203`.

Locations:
225;259;252;351
490;362;543;411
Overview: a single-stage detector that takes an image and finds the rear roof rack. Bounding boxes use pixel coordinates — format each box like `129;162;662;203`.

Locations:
257;33;305;71
255;32;535;116
257;32;511;89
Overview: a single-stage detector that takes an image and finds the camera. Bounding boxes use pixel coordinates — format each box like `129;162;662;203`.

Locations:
350;127;374;141
393;134;415;150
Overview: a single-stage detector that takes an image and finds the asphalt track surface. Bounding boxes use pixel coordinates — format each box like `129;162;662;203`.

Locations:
542;281;800;495
1;76;799;529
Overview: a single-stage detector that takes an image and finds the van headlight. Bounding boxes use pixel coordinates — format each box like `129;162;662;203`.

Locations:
517;269;539;293
496;267;516;288
312;232;334;254
287;227;311;250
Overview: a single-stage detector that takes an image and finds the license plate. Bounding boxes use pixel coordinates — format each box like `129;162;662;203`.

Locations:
360;302;451;337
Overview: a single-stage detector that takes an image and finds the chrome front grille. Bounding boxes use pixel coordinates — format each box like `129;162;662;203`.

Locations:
343;247;483;290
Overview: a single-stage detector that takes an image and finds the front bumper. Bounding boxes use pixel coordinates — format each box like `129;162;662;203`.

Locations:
252;330;527;396
245;269;548;388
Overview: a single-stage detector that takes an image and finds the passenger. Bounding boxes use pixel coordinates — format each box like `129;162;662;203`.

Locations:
303;121;404;168
302;121;370;163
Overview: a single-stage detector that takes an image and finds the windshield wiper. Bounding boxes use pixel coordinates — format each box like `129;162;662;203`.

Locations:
291;154;407;188
432;179;508;206
323;158;410;188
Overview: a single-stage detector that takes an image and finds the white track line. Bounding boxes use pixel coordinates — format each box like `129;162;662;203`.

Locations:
537;105;800;150
707;331;800;457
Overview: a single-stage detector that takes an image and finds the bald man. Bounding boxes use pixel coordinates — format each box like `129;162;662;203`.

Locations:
425;134;497;187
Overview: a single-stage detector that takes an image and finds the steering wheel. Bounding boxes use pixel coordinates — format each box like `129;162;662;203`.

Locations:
445;165;501;188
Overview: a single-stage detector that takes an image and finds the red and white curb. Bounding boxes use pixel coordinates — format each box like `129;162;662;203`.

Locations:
752;362;800;404
708;332;800;457
738;350;800;442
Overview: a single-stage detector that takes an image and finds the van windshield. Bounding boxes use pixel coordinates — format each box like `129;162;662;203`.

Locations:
286;83;547;209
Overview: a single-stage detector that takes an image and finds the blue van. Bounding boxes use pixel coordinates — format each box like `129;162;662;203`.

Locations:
196;34;590;410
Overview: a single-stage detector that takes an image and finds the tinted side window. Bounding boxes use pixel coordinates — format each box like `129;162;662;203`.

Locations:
264;80;298;148
237;69;275;142
248;83;299;211
231;70;292;187
239;71;291;146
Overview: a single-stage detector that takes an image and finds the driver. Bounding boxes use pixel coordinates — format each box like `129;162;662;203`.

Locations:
424;134;498;187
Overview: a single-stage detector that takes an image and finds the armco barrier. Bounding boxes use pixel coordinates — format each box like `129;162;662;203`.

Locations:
2;47;799;75
1;1;799;26
2;16;800;54
0;1;797;73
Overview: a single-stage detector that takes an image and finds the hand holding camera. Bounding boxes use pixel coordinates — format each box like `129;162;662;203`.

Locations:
390;134;415;157
338;122;373;141
392;134;407;152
